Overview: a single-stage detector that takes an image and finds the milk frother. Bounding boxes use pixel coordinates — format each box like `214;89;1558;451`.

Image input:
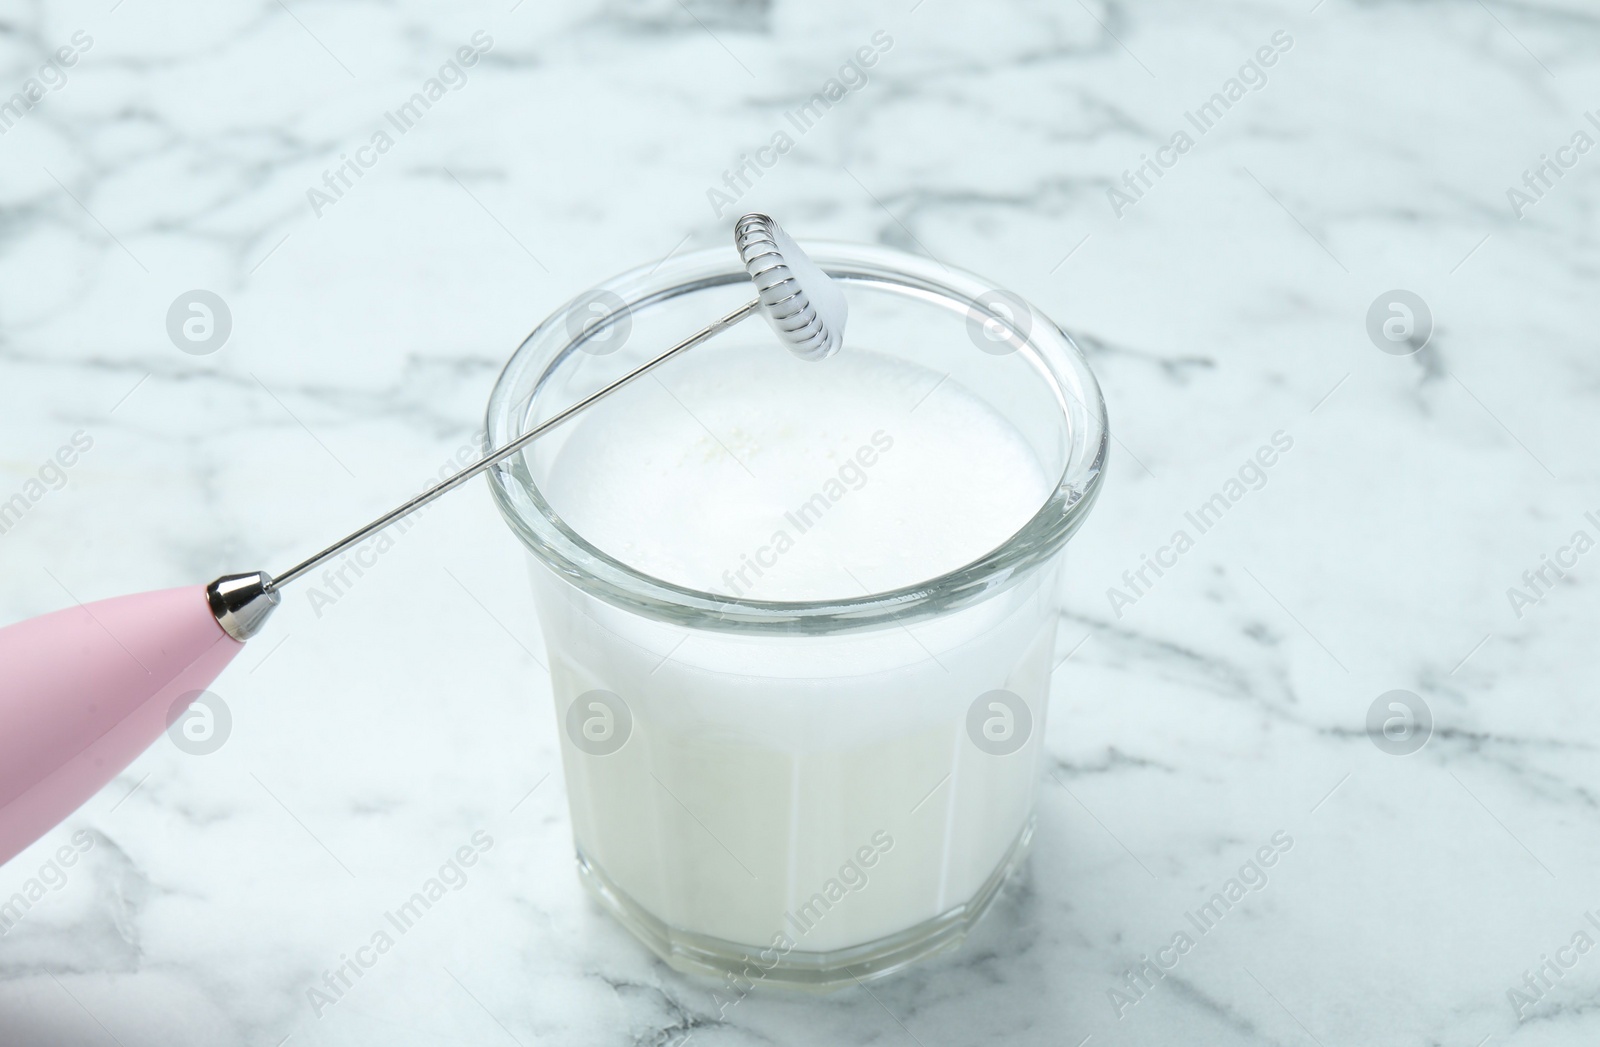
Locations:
0;213;848;868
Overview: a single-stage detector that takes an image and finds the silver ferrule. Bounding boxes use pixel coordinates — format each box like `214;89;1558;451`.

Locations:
207;571;281;642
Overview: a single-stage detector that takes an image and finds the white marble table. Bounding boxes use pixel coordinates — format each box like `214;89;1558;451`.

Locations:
2;0;1598;1044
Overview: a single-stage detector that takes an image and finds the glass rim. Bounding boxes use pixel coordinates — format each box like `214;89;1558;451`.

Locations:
484;239;1109;634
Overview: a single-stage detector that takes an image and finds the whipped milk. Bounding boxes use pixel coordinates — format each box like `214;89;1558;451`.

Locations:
534;344;1059;958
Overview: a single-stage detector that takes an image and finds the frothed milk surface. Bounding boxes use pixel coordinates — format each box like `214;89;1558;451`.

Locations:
542;346;1052;600
532;342;1062;962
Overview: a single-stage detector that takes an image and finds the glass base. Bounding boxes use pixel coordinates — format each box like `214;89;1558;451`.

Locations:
576;815;1034;992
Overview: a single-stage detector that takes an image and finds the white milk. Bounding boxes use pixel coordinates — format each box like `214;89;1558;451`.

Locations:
534;345;1059;960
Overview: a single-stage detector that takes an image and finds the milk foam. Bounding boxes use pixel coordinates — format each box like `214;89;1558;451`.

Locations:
542;345;1052;600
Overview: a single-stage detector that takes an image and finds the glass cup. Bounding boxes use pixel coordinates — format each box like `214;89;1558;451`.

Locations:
485;241;1107;989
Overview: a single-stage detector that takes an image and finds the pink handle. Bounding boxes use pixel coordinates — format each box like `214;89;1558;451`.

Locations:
0;585;242;867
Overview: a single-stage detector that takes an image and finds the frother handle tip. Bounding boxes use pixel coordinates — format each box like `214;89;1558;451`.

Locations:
0;584;245;867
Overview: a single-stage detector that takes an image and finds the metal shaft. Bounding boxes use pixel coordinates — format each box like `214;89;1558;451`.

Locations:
270;298;760;590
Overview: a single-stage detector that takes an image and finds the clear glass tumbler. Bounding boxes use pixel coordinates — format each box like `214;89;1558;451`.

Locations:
485;241;1107;989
